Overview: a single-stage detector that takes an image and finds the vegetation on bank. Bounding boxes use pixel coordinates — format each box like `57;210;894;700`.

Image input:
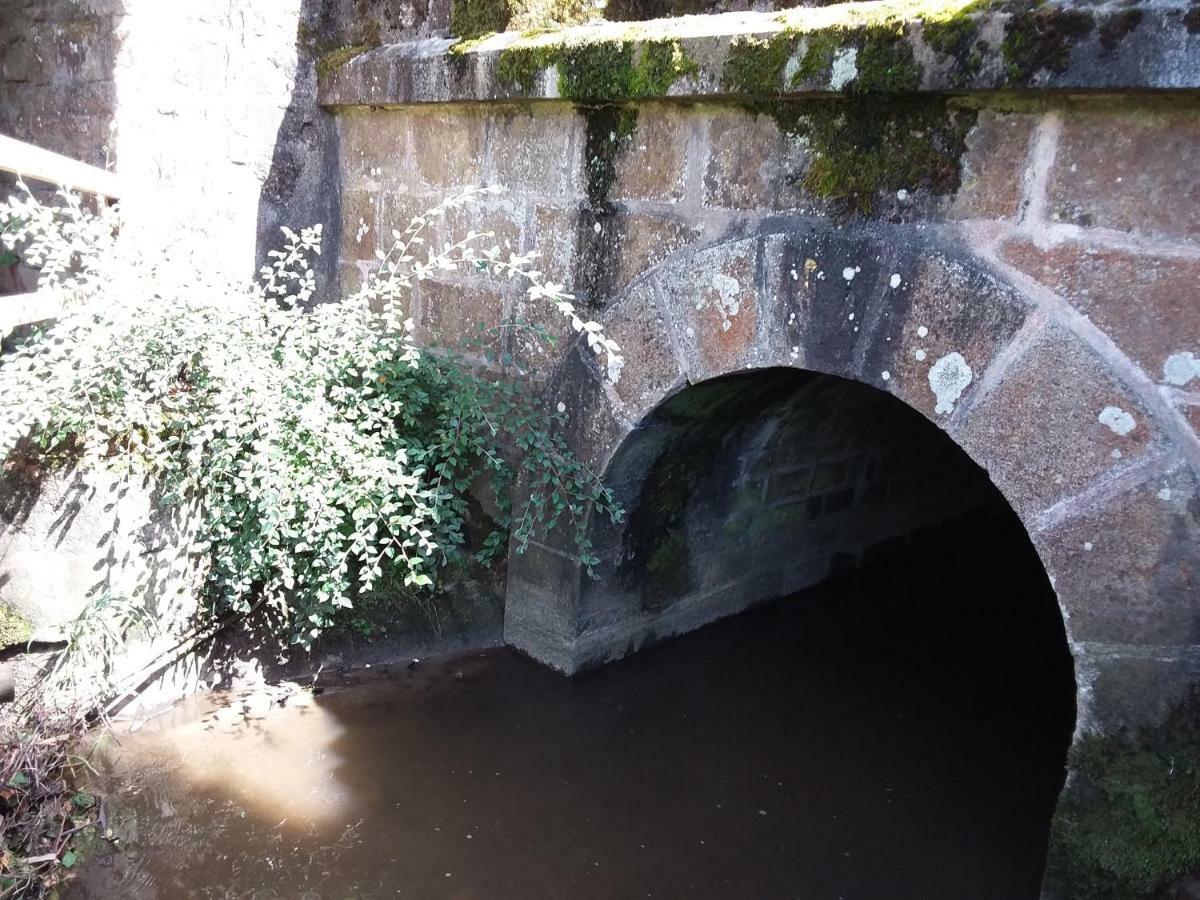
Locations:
0;182;624;895
1048;689;1200;899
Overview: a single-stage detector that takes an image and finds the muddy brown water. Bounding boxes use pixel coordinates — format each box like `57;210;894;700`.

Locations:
67;536;1075;899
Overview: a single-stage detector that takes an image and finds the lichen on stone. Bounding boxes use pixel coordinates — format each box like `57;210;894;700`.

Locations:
0;602;32;650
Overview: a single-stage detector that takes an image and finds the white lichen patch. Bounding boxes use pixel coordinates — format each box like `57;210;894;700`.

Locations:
928;352;973;415
1098;406;1136;437
881;370;890;381
842;267;856;282
914;349;926;361
1157;487;1173;501
1163;351;1200;386
829;47;858;90
889;273;902;289
695;272;744;332
917;325;929;338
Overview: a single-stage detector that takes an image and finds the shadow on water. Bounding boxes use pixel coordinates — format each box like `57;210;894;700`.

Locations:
68;513;1074;900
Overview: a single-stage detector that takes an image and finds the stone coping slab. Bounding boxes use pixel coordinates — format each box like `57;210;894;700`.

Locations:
319;0;1200;108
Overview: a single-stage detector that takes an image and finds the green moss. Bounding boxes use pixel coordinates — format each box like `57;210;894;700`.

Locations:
644;531;691;604
722;32;801;94
794;32;839;85
632;39;700;95
1001;1;1094;83
759;96;973;215
450;0;512;40
316;43;373;79
0;602;31;649
855;24;922;91
1047;688;1200;899
496;36;698;100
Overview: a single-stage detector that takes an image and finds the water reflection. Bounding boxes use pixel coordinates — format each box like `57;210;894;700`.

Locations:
68;530;1074;899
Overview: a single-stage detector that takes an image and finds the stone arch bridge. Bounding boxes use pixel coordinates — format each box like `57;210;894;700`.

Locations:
321;1;1200;758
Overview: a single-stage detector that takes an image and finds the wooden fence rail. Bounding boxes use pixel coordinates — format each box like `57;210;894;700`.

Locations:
0;134;122;336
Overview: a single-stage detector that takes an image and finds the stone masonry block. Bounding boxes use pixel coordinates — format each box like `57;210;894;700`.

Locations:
613;106;691;204
1048;107;1200;240
415;278;506;351
999;237;1200;385
488;105;583;199
949;110;1037;220
339;190;379;262
1034;465;1200;646
409;109;485;190
339;110;411;190
954;325;1158;521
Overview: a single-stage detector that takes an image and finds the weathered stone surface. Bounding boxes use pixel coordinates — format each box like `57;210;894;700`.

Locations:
610;212;701;297
998;238;1200;384
337;110;406;189
488;105;583;198
1078;650;1200;732
541;345;627;472
954;326;1158;521
1035;466;1200;646
339;190;379;262
760;229;887;381
0;466;203;642
656;238;761;380
1049;108;1200;240
601;281;686;422
864;246;1032;422
950;111;1036;220
702;111;798;211
613;107;692;204
415;278;506;349
409;109;486;189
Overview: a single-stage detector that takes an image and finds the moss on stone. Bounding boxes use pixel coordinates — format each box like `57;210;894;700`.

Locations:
496;36;698;100
1001;1;1094;83
855;24;922;91
450;0;512;40
1097;8;1143;53
1046;687;1200;899
761;96;974;215
722;32;800;94
316;43;374;79
0;602;31;649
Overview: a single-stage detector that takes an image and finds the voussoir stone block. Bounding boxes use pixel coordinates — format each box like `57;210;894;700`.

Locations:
954;324;1159;521
1034;465;1200;647
656;238;761;380
863;246;1031;423
998;237;1200;386
602;281;687;422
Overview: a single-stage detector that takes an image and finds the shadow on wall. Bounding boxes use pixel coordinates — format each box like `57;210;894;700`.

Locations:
254;0;344;303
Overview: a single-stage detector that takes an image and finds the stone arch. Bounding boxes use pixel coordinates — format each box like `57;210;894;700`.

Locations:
504;222;1200;740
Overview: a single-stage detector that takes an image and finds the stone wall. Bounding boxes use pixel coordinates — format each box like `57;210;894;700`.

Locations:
324;4;1200;748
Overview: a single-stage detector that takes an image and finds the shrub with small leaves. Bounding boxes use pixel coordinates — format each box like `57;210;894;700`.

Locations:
0;184;623;647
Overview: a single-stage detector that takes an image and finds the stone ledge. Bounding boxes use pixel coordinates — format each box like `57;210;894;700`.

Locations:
319;0;1200;108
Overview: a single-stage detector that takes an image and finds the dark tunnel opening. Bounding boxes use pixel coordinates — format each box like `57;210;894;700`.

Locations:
574;366;1079;895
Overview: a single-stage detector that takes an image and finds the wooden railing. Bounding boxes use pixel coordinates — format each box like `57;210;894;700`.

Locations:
1;134;121;336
